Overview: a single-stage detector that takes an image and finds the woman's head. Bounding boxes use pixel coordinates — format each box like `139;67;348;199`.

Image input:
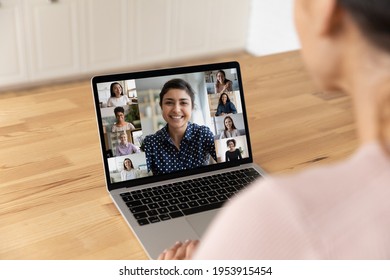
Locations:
218;93;230;105
110;82;123;97
294;0;390;152
226;139;236;148
118;132;128;144
216;70;227;84
159;79;195;109
294;0;390;91
159;79;195;131
114;106;125;122
339;0;390;152
338;0;390;53
224;116;236;130
114;106;126;124
123;158;134;170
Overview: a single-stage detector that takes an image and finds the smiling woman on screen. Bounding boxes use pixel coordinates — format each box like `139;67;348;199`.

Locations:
143;79;217;175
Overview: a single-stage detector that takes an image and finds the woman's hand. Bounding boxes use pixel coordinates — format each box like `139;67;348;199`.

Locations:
158;240;199;260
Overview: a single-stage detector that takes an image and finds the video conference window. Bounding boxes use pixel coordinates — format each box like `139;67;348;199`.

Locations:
97;68;249;183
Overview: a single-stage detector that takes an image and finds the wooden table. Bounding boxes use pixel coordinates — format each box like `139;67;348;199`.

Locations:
0;51;357;259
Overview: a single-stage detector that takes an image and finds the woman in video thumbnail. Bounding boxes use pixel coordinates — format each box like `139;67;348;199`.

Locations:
111;106;135;133
120;158;138;181
225;139;242;162
214;70;232;94
144;78;217;175
220;116;241;139
215;93;237;116
115;132;140;156
107;82;130;107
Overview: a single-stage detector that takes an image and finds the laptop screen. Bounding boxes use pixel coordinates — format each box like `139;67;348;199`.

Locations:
92;62;253;190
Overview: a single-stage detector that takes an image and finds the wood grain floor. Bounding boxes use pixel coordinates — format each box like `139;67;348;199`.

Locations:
0;51;358;259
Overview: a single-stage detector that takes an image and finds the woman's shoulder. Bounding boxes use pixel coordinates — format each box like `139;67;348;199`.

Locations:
144;127;166;142
126;122;135;129
144;133;155;143
227;99;235;105
187;123;214;140
258;143;390;211
191;123;212;133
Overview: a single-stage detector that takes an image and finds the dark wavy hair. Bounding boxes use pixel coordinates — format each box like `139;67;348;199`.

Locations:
159;78;195;109
114;106;125;117
110;82;124;97
218;93;231;105
226;139;236;147
338;0;390;52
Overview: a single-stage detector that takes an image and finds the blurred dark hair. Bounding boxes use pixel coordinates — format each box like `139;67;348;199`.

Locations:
338;0;390;52
159;78;195;109
114;106;125;116
110;82;124;97
226;139;236;147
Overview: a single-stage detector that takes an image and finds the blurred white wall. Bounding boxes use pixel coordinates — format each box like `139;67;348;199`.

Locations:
1;0;300;90
246;0;300;56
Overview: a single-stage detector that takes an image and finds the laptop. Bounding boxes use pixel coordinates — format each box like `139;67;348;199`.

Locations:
91;61;266;259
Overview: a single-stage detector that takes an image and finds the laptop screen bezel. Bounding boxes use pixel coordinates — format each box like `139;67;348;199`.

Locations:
91;61;254;191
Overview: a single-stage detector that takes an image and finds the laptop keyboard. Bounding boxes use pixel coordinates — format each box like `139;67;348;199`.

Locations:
120;168;262;226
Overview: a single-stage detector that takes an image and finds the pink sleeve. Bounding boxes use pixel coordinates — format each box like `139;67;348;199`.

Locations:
193;179;319;259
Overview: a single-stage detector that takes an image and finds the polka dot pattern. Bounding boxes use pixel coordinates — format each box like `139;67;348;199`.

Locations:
144;122;217;175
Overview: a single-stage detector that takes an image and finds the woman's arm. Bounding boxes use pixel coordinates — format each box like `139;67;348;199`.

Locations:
201;126;218;163
215;104;223;116
115;145;120;156
226;80;233;91
107;97;113;107
229;102;237;114
127;122;135;130
143;137;152;172
130;143;140;153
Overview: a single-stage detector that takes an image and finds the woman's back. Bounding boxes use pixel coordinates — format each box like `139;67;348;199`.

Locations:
157;0;390;260
194;142;390;259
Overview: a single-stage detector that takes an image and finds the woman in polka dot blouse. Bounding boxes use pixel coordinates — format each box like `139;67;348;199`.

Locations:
144;79;217;175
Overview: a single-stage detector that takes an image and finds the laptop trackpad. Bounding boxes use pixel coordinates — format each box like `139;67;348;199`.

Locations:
186;209;219;237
